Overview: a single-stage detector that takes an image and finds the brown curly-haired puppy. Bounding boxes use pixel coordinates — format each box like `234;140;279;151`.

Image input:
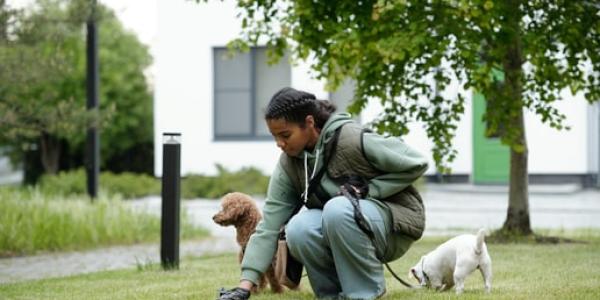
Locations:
212;192;283;294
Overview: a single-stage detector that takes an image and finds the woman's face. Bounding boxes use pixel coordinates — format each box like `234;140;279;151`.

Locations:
267;116;319;157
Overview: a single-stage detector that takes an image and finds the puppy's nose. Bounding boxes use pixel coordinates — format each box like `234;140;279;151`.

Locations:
213;213;225;224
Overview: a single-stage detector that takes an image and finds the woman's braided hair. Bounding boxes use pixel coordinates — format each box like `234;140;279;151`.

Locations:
265;87;336;129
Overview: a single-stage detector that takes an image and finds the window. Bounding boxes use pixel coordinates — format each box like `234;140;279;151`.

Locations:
330;79;360;122
213;47;290;140
329;79;355;113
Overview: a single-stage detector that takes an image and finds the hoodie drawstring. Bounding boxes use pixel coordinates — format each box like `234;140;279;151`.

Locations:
302;149;320;203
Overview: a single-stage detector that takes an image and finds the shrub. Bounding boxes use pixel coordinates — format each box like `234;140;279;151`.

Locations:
181;164;269;199
100;171;160;199
38;169;160;199
36;165;270;200
38;169;87;195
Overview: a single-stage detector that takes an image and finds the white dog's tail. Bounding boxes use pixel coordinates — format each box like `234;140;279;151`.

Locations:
475;228;487;255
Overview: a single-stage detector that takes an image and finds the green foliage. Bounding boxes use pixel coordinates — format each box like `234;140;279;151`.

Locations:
0;188;208;256
181;164;270;199
36;165;270;200
204;0;600;174
2;234;600;298
38;169;87;195
39;169;161;199
0;1;108;163
99;171;161;199
0;0;153;177
81;5;154;169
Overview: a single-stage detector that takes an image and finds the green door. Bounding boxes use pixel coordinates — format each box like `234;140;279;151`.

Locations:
472;91;509;184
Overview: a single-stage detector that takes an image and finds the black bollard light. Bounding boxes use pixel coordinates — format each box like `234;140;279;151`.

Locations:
85;0;99;201
161;132;181;270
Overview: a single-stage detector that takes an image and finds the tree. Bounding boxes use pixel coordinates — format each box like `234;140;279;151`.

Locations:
0;0;95;177
205;0;600;236
0;0;153;181
0;0;11;40
64;0;154;175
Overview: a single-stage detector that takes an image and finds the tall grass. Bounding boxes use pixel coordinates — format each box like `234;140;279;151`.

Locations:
0;188;207;257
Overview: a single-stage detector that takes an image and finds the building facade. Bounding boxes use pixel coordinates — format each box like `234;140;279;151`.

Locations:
154;0;600;187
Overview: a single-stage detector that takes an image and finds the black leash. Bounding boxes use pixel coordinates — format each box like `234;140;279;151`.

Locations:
385;263;417;288
340;185;418;289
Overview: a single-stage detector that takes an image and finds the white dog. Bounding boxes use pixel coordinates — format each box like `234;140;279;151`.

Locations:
409;228;492;294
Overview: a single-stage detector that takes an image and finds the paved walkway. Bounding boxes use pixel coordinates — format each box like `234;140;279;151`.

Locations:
0;238;237;284
1;184;599;284
423;184;600;233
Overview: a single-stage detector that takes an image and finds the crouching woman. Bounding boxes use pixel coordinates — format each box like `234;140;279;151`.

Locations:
217;87;428;300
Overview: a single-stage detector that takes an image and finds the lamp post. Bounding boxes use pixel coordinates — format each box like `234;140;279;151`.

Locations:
161;132;181;269
86;0;99;200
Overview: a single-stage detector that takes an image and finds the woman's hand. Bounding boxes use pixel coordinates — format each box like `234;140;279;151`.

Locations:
216;280;253;300
216;287;250;300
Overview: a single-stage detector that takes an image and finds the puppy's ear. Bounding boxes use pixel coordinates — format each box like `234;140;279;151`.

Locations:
410;268;421;283
408;268;416;280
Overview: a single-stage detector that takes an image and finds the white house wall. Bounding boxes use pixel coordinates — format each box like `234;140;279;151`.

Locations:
526;91;590;174
358;77;474;176
587;102;599;174
154;0;330;176
155;0;595;178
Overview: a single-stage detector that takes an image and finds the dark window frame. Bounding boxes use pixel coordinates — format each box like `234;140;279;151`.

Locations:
329;79;360;123
212;46;285;141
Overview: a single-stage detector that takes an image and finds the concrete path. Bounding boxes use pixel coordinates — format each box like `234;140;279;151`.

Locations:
130;185;600;235
0;199;240;284
0;238;237;284
1;184;599;284
422;185;600;234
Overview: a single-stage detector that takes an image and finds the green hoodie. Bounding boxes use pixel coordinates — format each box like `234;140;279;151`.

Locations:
240;113;428;284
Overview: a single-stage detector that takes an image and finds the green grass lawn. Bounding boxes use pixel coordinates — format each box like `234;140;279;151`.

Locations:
2;231;600;299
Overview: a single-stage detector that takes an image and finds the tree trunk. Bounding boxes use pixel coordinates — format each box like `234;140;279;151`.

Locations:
23;145;44;185
0;0;7;42
500;1;533;235
40;132;61;175
502;111;532;235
